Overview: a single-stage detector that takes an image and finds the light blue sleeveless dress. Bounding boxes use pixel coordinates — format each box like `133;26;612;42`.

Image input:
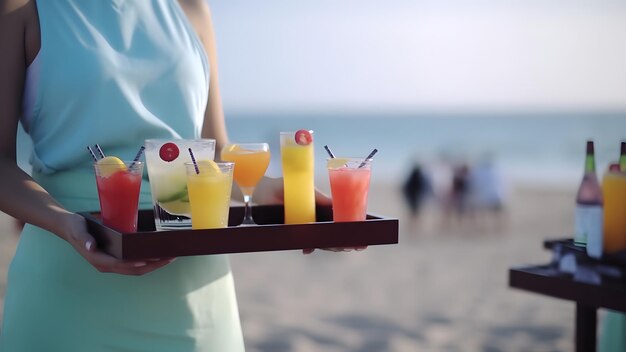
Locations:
0;1;244;351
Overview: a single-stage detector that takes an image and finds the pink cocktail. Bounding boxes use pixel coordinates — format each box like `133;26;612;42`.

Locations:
327;157;372;222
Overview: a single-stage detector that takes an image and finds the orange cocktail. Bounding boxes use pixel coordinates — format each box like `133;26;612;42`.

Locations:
602;166;626;253
327;157;372;222
221;143;270;225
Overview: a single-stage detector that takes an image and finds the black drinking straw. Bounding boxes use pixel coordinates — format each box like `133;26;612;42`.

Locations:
129;146;145;169
87;146;98;162
358;148;378;168
324;145;335;159
188;148;200;174
95;144;105;159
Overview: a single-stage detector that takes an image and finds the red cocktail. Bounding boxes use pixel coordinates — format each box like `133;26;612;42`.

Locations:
94;159;144;233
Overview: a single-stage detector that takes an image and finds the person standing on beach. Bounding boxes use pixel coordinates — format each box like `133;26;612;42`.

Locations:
467;154;509;229
402;161;430;220
0;1;358;350
444;162;471;222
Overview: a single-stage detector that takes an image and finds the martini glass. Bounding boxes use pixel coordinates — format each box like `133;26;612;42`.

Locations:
221;143;271;225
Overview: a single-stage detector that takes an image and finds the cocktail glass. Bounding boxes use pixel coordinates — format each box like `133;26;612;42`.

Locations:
144;139;215;230
327;157;372;222
94;161;144;233
184;161;234;229
221;143;270;225
280;131;316;224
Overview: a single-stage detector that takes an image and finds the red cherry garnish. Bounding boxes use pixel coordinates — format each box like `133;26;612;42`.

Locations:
295;129;313;145
159;142;179;162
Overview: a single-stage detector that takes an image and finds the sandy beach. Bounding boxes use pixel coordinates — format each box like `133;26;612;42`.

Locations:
0;181;578;351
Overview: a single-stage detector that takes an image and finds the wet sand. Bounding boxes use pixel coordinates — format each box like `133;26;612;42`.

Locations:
0;182;578;351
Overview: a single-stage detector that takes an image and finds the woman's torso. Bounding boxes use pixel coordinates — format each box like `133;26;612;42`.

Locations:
21;0;209;174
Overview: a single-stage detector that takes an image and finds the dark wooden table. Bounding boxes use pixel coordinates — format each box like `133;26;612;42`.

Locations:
509;240;626;352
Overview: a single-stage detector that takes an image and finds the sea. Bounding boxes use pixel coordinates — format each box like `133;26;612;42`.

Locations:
16;111;626;190
224;111;626;189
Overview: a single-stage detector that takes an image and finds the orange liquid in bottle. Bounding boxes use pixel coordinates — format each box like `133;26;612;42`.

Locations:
602;165;626;253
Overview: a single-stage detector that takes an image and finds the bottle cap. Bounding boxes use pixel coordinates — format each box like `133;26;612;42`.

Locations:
586;140;594;154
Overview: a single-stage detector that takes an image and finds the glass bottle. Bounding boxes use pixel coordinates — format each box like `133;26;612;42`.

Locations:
574;141;603;259
602;162;626;253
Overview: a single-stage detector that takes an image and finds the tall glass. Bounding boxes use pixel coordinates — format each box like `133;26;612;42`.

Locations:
602;168;626;253
327;157;372;222
221;143;270;225
144;139;215;230
94;161;144;233
280;131;316;224
185;161;234;229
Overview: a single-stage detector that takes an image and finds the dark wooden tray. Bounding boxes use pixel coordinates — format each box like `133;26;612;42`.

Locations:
80;205;399;260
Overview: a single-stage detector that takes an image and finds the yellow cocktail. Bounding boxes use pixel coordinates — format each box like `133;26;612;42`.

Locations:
280;130;315;224
185;161;234;229
221;143;270;225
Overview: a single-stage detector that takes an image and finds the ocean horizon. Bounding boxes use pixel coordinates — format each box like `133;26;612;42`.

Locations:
225;110;626;189
16;111;625;189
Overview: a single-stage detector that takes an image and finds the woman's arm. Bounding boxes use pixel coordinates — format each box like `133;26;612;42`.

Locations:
0;1;172;274
178;0;229;151
0;0;72;238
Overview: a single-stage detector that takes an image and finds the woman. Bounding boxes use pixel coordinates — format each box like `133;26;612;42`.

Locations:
0;0;248;350
1;0;356;350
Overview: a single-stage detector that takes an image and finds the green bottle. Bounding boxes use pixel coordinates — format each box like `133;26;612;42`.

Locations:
574;140;603;255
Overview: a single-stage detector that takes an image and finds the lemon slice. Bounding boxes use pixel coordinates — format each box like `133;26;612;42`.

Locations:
96;156;126;177
327;158;349;169
197;160;222;174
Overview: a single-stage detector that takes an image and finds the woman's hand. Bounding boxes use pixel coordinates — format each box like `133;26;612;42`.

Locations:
302;192;368;255
252;176;286;205
60;212;175;275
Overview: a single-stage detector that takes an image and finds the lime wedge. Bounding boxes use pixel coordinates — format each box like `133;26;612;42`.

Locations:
159;198;190;216
152;171;188;202
156;186;188;203
96;156;126;177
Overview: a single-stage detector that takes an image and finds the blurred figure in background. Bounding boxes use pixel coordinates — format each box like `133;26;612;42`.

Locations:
446;161;471;223
402;160;430;221
427;153;453;208
467;153;509;231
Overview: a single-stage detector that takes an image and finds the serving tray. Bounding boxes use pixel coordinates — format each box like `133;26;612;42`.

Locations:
80;205;399;260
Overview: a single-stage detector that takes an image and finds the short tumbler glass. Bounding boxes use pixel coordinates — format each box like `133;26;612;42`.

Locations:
185;161;234;230
144;139;215;230
94;161;144;233
327;157;372;222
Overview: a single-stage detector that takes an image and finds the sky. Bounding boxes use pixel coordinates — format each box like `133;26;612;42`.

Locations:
209;0;626;113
